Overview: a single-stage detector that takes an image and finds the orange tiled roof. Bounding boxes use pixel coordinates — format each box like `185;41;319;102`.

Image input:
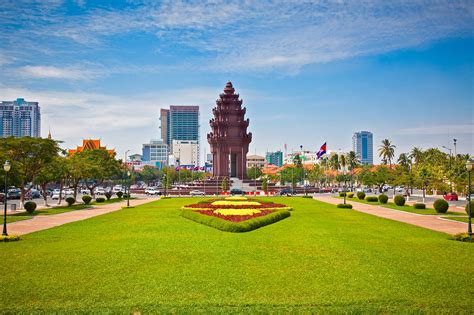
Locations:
68;139;115;156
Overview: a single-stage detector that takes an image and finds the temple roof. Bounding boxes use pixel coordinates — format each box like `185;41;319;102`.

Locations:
224;81;235;94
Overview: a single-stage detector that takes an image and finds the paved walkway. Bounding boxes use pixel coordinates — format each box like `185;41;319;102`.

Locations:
313;195;468;235
6;197;155;236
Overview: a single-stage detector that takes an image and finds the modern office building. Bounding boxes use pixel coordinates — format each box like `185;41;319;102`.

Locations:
0;98;41;138
266;151;283;167
142;139;169;169
352;131;373;165
172;140;199;166
160;106;199;146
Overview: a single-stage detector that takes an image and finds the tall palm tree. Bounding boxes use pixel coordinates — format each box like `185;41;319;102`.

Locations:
378;139;396;166
346;151;359;170
340;154;347;172
397;153;411;171
329;153;340;171
409;147;423;165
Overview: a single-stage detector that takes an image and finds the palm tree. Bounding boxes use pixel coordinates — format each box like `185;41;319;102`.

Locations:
340;154;347;172
409;147;423;165
346;151;359;170
378;139;396;166
329;154;340;171
397;153;411;171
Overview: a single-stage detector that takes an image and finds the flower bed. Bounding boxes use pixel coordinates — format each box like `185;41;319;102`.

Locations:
180;198;292;232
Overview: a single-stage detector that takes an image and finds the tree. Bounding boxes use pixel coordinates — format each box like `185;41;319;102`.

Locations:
36;156;67;207
0;137;60;207
247;166;262;180
221;177;229;192
379;139;396;166
307;164;324;187
329;153;340;171
262;177;268;194
79;149;122;196
139;165;162;185
409;147;424;165
340;154;347;172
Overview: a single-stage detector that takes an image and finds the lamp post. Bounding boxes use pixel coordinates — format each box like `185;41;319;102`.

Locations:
466;159;473;240
127;169;131;208
3;161;11;236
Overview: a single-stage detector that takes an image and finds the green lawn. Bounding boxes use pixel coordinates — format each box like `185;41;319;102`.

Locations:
337;196;463;215
6;198;125;223
1;197;473;312
442;216;470;223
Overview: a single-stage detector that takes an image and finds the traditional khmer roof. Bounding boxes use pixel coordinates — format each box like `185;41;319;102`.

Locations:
68;139;115;156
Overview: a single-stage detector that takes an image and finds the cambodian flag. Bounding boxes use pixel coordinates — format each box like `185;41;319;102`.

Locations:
316;142;327;159
175;166;181;171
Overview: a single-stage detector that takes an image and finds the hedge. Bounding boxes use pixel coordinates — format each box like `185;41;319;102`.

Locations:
365;196;378;202
82;195;92;205
96;197;106;203
413;203;426;209
337;203;353;209
433;199;449;213
24;201;37;213
465;201;474;215
357;192;366;200
65;197;76;206
347;192;354;198
394;195;405;206
180;209;291;233
338;192;346;197
378;194;388;204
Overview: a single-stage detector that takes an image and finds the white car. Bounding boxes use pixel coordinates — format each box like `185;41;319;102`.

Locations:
62;188;74;196
113;185;124;193
189;190;205;196
80;188;90;194
51;189;61;200
145;187;161;195
94;187;106;195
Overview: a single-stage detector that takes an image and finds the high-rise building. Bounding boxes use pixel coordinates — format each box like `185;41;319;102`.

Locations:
352;131;373;165
142;139;169;169
266;151;283;167
160;106;199;146
172;140;199;166
0;98;41;138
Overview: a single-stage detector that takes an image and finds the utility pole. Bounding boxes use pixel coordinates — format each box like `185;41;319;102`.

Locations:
453;139;457;157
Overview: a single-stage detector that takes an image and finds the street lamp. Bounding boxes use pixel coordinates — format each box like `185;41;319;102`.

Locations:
3;160;11;236
466;159;473;240
127;169;131;208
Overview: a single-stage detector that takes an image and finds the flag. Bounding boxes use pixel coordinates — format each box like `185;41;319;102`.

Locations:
175;166;181;171
316;142;327;159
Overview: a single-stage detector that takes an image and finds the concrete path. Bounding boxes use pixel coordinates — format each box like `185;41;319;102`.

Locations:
6;197;155;236
314;195;468;235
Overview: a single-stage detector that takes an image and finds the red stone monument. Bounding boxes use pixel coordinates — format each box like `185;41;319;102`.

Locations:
207;82;252;179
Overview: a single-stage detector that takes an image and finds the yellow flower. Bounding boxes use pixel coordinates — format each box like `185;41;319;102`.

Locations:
214;209;262;216
211;201;261;206
224;196;248;201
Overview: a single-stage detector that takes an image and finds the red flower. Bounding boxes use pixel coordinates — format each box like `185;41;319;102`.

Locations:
195;210;275;222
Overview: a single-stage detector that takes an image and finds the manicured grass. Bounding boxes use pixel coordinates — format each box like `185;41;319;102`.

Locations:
442;216;470;223
5;198;125;223
336;196;463;215
0;197;473;313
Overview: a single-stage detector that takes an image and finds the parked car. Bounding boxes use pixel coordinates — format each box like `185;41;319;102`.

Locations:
443;192;458;201
7;189;21;199
51;189;61;200
62;188;74;196
80;188;90;195
278;188;294;196
230;188;245;196
395;186;404;193
145;187;161;195
94;187;106;195
0;193;5;204
30;188;41;199
189;190;205;196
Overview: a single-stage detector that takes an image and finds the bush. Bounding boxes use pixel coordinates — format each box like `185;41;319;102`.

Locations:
65;197;76;206
1;234;20;242
24;201;37;213
357;192;366;200
449;233;474;243
433;199;449;213
302;195;313;198
82;195;92;205
116;191;123;198
413;203;426;209
123;194;130;199
378;194;388;204
161;196;171;199
465;201;474;215
394;195;406;206
337;203;353;209
96;197;106;203
365;196;378;202
105;192;112;200
347;192;354;198
338;192;346;197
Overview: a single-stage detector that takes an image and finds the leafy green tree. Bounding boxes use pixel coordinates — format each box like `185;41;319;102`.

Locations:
379;139;396;165
139;165;162;185
78;149;122;196
293;154;303;167
409;147;424;165
262;176;268;194
0;137;60;206
36;156;68;206
247;166;262;180
329;153;340;171
307;164;324;187
221;177;229;192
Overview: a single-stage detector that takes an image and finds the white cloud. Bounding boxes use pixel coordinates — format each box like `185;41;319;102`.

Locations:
19;65;101;80
396;124;474;136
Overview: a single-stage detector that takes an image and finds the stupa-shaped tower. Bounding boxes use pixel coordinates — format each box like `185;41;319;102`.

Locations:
207;82;252;179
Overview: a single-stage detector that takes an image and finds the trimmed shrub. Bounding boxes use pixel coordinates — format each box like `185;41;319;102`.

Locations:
337;203;353;209
357;192;366;200
96;197;106;203
1;234;20;242
433;199;449;213
365;196;378;202
82;195;92;205
413;203;426;209
394;195;406;206
24;201;37;213
338;192;346;197
123;193;130;199
378;194;389;204
161;196;171;199
116;191;123;198
465;201;474;215
65;197;76;206
105;192;112;200
302;195;313;198
449;233;474;243
347;192;354;198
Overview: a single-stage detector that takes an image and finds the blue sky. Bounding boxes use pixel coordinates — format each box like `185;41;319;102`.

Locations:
0;0;473;163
